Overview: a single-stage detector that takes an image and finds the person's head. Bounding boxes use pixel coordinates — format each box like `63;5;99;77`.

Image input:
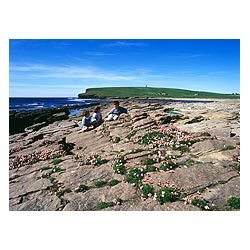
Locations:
83;110;90;117
112;101;119;108
93;106;101;113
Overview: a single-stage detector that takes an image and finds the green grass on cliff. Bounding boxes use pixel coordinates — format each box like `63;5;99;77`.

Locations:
78;87;240;99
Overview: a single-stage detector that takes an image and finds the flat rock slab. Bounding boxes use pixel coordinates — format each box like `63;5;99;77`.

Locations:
201;176;240;208
149;164;239;195
10;191;61;211
9;174;53;199
56;164;115;189
197;151;235;163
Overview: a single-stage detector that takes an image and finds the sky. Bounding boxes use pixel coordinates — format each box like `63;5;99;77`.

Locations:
9;39;240;97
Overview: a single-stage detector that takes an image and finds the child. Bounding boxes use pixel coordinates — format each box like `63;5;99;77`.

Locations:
104;101;131;121
91;106;102;127
78;110;94;133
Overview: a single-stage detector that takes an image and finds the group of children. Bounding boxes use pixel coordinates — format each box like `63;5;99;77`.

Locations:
77;106;102;133
77;101;132;133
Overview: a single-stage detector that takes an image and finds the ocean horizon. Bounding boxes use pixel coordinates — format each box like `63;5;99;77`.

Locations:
9;97;215;113
9;97;95;111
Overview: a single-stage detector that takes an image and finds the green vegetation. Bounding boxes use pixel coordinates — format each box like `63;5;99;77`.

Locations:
126;148;144;155
94;180;107;187
40;165;51;171
84;154;109;166
52;159;63;165
141;157;157;165
139;131;165;145
114;136;121;143
136;126;199;154
191;198;210;210
160;160;179;171
108;179;120;186
144;165;157;172
141;184;155;199
113;156;127;175
56;188;71;198
126;130;138;139
115;197;123;205
202;131;211;136
75;184;89;193
222;145;236;151
98;201;115;209
78;87;240;99
157;187;180;204
227;197;240;209
49;177;56;183
172;145;190;152
184;159;203;166
52;166;64;172
126;167;146;187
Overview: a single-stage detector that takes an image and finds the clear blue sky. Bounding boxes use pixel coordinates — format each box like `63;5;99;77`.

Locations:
9;39;240;97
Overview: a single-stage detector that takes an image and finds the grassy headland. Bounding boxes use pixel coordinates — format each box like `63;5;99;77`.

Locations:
78;87;240;99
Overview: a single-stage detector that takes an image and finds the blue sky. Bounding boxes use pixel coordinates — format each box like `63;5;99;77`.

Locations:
9;39;240;97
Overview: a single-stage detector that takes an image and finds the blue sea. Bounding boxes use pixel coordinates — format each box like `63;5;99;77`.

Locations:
9;97;214;115
9;97;102;116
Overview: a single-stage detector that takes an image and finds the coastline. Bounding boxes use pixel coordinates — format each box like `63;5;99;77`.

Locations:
10;96;231;135
9;102;101;135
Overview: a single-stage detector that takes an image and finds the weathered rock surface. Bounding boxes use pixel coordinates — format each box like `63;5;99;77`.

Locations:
9;103;100;135
9;107;70;135
9;99;240;211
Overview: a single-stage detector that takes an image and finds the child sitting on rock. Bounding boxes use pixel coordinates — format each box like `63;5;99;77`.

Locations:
104;101;132;121
91;106;103;127
78;110;94;133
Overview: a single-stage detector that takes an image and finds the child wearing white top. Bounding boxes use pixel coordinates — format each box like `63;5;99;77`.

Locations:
78;110;94;133
91;106;103;126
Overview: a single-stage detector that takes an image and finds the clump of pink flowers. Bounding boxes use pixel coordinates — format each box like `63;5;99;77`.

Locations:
134;125;198;150
84;153;108;166
142;172;155;185
9;149;64;170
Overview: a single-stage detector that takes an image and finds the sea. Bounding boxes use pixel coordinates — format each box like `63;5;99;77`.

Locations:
9;97;103;116
9;97;214;116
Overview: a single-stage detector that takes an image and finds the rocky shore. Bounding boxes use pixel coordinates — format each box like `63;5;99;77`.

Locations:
9;102;101;135
9;99;240;211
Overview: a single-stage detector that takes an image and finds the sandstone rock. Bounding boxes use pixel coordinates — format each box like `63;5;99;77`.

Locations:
202;177;240;209
9;99;240;211
168;164;239;194
9;175;53;199
185;115;205;124
63;187;111;211
9;107;70;135
10;191;61;211
25;122;47;132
